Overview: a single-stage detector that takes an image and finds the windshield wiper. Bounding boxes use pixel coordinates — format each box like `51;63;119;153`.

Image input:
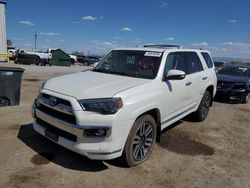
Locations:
92;69;151;79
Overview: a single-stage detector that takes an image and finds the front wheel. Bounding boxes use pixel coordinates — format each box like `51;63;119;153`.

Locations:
242;93;250;104
121;115;157;167
192;91;211;122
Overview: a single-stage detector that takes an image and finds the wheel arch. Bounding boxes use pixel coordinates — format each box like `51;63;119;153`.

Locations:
206;85;214;106
136;108;162;142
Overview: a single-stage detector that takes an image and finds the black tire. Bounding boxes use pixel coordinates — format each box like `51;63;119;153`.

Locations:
192;91;211;122
14;58;19;64
121;114;157;167
70;58;75;65
242;93;250;104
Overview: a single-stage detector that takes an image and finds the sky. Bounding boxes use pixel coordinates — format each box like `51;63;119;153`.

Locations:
4;0;250;58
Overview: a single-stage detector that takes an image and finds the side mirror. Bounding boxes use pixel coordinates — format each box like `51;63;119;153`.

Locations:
165;69;186;80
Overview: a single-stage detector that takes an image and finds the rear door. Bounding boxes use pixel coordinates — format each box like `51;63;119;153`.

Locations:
185;52;206;106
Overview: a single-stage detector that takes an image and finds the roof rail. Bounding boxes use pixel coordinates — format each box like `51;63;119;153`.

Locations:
143;44;180;49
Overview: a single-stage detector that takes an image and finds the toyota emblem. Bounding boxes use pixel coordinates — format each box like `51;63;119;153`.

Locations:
49;96;57;106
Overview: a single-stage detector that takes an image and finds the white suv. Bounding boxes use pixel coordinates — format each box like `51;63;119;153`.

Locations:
32;45;217;167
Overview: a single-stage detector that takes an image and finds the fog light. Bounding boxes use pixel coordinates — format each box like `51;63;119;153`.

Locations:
83;128;110;137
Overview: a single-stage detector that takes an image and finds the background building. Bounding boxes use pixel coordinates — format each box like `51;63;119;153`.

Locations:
0;1;7;62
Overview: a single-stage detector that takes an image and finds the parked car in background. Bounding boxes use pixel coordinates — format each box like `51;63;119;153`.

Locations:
7;48;17;60
214;61;231;73
83;56;100;66
69;54;78;65
15;49;52;66
216;65;250;103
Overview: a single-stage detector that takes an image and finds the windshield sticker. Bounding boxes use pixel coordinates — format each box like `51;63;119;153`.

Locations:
144;52;162;57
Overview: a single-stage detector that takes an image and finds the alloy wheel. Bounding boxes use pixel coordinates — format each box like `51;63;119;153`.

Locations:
201;94;210;119
132;122;153;161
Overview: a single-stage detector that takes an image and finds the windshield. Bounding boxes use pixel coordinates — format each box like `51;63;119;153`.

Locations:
93;50;162;79
218;66;249;77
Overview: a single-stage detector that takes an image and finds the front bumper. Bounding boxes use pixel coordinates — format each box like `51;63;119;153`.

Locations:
31;90;132;160
215;88;248;101
33;121;122;160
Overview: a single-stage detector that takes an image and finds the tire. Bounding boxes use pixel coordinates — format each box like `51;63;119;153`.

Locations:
121;114;157;167
70;58;75;65
14;58;19;64
242;93;250;104
192;91;211;122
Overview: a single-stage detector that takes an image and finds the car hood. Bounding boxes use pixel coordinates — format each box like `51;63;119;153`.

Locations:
217;74;249;84
44;70;149;99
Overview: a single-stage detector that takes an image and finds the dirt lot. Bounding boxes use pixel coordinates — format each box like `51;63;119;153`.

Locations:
0;64;250;188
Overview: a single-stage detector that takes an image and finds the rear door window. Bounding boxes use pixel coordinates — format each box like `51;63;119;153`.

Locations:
185;52;203;74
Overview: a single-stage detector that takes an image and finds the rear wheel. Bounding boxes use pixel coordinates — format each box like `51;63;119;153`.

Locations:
121;115;156;167
192;91;211;122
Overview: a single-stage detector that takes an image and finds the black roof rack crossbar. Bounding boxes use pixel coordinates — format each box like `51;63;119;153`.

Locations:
143;44;180;49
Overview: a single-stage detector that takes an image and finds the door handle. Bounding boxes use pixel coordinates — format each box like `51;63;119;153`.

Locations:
202;76;208;80
185;81;192;86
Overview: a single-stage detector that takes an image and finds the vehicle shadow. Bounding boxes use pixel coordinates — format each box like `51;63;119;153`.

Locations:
17;123;108;172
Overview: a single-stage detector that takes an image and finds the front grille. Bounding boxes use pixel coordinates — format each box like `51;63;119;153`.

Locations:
37;118;77;142
217;81;234;89
37;103;76;124
37;93;76;124
217;81;246;90
41;93;71;106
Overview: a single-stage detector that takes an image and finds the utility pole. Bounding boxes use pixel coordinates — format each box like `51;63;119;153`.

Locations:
34;32;38;50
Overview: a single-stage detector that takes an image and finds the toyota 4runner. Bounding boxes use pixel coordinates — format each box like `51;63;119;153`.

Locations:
32;45;217;167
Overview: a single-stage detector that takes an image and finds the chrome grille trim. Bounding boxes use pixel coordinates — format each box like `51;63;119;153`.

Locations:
38;95;74;116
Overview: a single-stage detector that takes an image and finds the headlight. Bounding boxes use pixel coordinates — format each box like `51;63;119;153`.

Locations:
78;98;123;114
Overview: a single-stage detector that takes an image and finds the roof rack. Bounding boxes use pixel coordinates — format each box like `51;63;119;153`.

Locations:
143;44;180;49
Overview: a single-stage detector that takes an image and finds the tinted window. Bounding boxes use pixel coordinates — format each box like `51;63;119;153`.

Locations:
185;52;203;74
164;52;186;74
201;52;213;68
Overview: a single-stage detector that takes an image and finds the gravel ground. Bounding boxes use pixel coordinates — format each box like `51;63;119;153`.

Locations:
0;63;250;188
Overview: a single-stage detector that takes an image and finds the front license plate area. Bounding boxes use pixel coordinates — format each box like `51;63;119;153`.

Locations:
45;129;58;142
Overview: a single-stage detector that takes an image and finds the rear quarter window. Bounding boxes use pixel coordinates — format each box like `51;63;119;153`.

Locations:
201;52;214;68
